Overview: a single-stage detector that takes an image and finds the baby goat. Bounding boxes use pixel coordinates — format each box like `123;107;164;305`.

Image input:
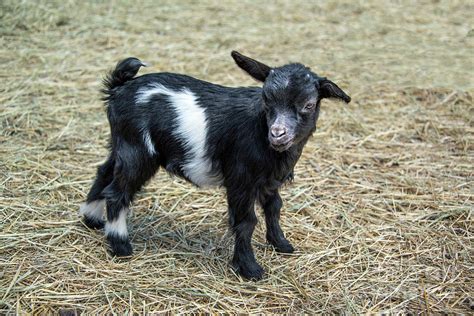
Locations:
80;51;350;280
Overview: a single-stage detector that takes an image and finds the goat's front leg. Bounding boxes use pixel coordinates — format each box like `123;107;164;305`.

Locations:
227;187;264;280
260;191;294;253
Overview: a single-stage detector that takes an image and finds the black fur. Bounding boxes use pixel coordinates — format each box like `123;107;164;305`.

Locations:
82;215;105;230
82;51;350;280
107;233;133;257
102;57;146;101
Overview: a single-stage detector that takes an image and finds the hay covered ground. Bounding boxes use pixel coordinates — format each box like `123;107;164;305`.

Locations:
1;0;473;314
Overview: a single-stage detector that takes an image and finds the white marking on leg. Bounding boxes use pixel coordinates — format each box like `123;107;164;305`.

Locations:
105;208;129;237
142;129;156;155
136;83;222;187
79;200;105;220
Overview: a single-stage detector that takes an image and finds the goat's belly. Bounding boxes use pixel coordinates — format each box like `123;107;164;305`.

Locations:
183;158;223;188
165;158;223;188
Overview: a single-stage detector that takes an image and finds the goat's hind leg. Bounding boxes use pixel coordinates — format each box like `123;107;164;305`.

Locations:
103;143;159;257
80;155;115;229
103;182;133;257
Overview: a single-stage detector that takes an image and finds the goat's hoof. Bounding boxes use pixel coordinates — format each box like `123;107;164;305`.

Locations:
232;259;265;281
269;238;295;253
82;216;105;230
107;234;133;257
275;242;295;253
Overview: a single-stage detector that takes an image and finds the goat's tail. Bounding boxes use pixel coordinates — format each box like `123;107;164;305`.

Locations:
102;57;146;99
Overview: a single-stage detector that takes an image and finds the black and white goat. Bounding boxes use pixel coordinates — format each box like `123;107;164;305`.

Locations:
80;51;350;280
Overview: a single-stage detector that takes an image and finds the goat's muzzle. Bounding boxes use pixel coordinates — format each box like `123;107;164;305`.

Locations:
269;125;294;152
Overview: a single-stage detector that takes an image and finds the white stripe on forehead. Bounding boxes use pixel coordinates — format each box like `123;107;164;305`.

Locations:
135;83;222;187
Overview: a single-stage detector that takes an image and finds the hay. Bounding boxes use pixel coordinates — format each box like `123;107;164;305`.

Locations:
1;0;473;313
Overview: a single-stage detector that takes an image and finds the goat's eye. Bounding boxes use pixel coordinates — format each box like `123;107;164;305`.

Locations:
303;102;316;111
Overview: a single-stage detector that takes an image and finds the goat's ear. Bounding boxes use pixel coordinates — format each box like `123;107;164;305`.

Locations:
319;78;351;103
231;51;272;82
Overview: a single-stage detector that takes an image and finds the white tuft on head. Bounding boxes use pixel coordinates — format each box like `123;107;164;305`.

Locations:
105;208;129;237
267;73;290;91
135;83;222;187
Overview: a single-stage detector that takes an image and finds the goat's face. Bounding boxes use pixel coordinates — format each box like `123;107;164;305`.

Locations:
231;51;351;152
262;65;321;151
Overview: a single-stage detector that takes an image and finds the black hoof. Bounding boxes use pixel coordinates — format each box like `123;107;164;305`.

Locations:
107;234;133;257
232;258;265;281
274;242;295;253
83;216;105;230
268;238;295;253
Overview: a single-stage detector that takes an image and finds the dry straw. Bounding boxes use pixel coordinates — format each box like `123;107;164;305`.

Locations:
1;0;472;314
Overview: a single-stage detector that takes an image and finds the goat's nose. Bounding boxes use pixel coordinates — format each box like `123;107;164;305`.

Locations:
270;125;287;138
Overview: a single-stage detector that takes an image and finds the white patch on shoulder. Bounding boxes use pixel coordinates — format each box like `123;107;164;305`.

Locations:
105;207;129;237
79;200;105;219
135;83;222;187
142;129;156;155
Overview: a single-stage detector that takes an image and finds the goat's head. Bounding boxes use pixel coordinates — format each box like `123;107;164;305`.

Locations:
231;51;351;152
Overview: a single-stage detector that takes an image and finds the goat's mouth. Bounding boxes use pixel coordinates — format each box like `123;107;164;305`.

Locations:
269;139;294;152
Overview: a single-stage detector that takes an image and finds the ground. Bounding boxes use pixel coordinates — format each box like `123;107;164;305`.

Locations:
1;0;473;314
